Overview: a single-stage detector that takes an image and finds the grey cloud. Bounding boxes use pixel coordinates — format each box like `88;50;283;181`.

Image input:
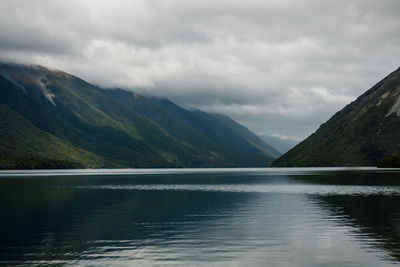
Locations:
0;0;399;140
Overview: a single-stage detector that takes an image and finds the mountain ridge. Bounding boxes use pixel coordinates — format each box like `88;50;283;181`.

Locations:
0;63;278;169
272;67;400;167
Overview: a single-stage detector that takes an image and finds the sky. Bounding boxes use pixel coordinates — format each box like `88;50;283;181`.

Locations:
0;0;399;141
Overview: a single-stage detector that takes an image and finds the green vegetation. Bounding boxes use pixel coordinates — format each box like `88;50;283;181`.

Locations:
0;104;100;169
272;67;400;167
0;63;277;169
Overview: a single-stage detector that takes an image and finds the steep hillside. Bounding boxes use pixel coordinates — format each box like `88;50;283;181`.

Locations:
211;114;281;158
272;67;400;167
106;89;279;166
0;104;100;169
0;63;277;168
155;98;279;163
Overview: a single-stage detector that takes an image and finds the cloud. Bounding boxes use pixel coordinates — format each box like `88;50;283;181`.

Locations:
0;0;399;140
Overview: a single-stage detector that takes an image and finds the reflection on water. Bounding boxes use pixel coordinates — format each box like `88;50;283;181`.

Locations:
0;168;400;266
293;171;400;263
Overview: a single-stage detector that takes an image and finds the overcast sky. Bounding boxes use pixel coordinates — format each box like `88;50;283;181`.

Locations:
0;0;399;140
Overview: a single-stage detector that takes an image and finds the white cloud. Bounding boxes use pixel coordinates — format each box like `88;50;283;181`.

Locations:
0;0;399;140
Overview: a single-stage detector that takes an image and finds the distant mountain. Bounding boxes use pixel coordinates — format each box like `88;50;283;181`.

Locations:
106;89;280;165
211;114;281;158
0;63;278;169
153;98;281;158
272;67;400;167
259;134;298;154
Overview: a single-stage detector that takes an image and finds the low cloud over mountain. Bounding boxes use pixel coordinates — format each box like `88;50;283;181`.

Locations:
1;0;399;140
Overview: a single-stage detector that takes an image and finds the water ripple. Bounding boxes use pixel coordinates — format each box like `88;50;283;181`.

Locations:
69;184;400;196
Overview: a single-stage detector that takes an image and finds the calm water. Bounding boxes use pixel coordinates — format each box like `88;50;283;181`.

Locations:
1;168;400;266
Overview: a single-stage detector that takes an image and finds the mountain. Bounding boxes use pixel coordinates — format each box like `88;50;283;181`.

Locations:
154;98;280;158
272;67;400;167
0;103;99;169
105;89;280;165
0;63;278;169
210;114;281;158
259;134;298;154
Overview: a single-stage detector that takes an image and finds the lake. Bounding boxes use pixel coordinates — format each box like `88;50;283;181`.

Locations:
1;168;400;266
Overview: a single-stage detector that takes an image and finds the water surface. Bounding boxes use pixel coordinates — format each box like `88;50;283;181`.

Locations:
1;167;400;266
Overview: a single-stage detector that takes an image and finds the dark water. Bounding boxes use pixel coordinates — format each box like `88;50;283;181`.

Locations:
1;168;400;266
